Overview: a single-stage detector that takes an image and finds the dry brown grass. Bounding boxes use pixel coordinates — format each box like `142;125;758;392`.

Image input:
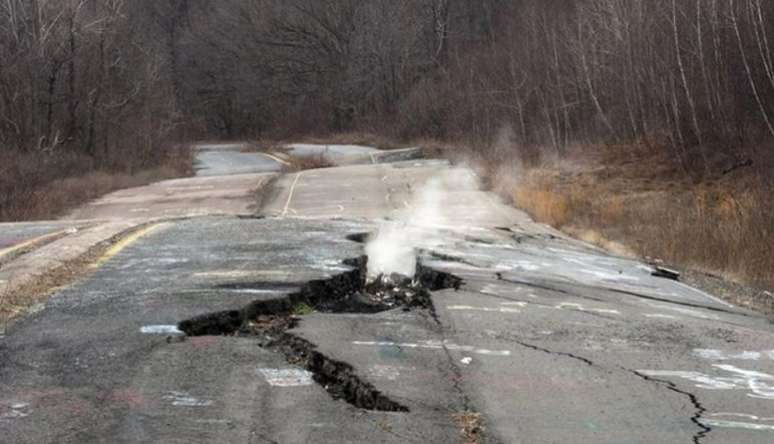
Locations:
504;145;774;290
0;145;193;222
285;153;335;171
453;411;484;444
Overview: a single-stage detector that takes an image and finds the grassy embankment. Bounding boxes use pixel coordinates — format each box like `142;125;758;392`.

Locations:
485;142;774;291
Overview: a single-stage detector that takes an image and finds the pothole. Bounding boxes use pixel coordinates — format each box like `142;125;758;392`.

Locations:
177;255;462;412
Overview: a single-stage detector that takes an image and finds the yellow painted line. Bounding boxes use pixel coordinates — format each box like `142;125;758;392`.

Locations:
90;223;168;268
0;229;70;261
282;172;303;217
261;152;292;166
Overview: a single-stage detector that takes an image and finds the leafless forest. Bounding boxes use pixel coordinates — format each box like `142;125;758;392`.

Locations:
1;0;773;286
3;1;774;164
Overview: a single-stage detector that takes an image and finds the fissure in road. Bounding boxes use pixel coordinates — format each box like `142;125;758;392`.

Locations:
177;254;464;415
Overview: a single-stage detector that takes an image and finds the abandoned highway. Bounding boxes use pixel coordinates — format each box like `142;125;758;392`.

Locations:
1;143;774;443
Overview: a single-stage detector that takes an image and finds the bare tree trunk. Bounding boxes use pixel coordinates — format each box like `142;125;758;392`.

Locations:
730;0;774;139
579;29;614;137
672;0;704;152
751;0;774;92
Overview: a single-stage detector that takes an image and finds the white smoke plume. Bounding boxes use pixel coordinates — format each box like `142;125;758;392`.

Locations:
365;170;479;281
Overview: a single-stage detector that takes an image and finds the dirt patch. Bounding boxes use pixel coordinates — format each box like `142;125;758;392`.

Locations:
285;153;335;171
454;411;485;444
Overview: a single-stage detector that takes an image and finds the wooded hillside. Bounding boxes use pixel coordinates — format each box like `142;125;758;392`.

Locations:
2;0;773;196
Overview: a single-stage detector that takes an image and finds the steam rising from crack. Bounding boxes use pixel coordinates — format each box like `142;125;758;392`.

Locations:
365;170;480;281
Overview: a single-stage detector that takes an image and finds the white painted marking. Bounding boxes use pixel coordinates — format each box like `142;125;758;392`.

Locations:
141;325;184;335
556;302;621;315
699;419;774;431
694;349;769;361
282;172;303;217
447;305;522;314
461;357;473;365
644;313;680;320
710;413;774;421
0;403;30;419
501;302;529;307
193;270;291;279
163;391;212;407
258;152;291;166
640;365;774;399
130;208;151;213
223;289;284;295
258;368;314;387
352;340;511;357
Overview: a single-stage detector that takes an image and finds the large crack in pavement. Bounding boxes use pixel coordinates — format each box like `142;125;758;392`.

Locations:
512;338;595;367
626;368;711;444
486;328;711;443
176;254;464;415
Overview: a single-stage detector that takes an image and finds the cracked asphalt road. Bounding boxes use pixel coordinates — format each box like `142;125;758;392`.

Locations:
2;143;774;443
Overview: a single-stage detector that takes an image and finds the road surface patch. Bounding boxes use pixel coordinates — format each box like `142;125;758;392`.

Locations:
1;221;162;328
